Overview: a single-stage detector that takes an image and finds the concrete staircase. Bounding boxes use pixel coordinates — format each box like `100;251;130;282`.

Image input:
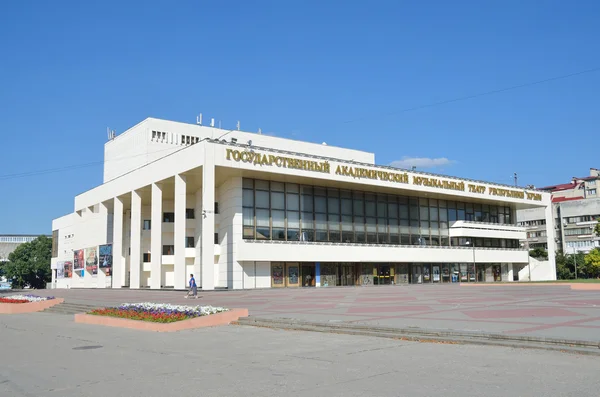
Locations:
42;302;100;315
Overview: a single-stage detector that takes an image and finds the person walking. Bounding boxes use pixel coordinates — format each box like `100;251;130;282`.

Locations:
186;274;197;299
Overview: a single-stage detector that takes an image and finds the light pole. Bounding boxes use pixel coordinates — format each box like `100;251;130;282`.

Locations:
466;240;475;282
520;242;531;282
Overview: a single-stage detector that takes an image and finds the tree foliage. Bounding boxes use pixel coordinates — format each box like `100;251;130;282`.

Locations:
595;222;600;237
0;236;52;289
583;248;600;279
529;248;548;260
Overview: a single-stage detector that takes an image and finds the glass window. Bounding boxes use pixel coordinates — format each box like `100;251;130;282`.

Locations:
341;198;352;215
186;209;195;219
242;178;253;189
256;191;269;208
256;209;270;240
315;196;327;213
243;189;254;207
163;212;174;223
388;198;398;218
353;197;364;216
286;183;299;193
272;210;285;240
301;193;313;212
143;220;151;230
420;205;429;221
271;191;285;210
255;180;269;191
243;208;254;226
287;193;299;211
328;214;340;242
271;181;284;192
186;237;195;248
328;197;340;214
301;212;313;229
430;206;439;221
366;200;376;217
377;199;387;218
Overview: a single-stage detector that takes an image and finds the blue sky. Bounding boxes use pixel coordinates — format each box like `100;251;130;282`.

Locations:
1;0;599;234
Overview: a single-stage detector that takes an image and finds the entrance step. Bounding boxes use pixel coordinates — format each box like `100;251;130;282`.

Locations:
42;302;100;315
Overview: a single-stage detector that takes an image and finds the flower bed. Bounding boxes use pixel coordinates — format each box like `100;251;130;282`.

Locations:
0;294;55;304
88;303;229;323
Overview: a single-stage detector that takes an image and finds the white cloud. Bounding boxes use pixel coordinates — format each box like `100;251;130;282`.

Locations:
390;156;455;169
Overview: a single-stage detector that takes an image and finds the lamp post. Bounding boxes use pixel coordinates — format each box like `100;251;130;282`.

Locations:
466;240;475;282
520;242;531;282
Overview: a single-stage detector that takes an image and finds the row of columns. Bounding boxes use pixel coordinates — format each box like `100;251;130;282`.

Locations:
110;152;215;290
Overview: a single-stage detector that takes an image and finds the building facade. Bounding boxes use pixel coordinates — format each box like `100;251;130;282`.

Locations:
51;118;557;289
517;169;600;254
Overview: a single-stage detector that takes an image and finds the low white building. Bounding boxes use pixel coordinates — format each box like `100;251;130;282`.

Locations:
50;117;557;289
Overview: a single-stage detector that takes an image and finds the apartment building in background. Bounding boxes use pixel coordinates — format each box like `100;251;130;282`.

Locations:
517;168;600;254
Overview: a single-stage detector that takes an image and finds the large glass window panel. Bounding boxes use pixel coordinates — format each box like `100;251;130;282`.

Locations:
342;215;354;243
256;209;270;239
440;206;448;222
377;218;387;233
399;202;408;220
255;180;269;191
301;212;313;229
287;211;300;229
271;191;285;210
354;221;366;243
430;206;439;221
315;196;327;213
388;199;398;218
272;210;285;240
287;229;299;241
301;194;313;212
341;190;352;198
474;204;482;222
366;201;376;217
341;198;352;215
377;201;387;217
314;187;326;197
243;208;254;226
242;178;253;189
315;213;327;230
256;190;269;208
457;203;466;220
366;217;377;243
243;189;254;207
287;193;299;211
328;197;340;214
430;222;439;234
410;205;419;221
353;198;364;216
271;181;284;192
286;183;299;193
328;214;340;242
420;205;429;221
301;186;313;195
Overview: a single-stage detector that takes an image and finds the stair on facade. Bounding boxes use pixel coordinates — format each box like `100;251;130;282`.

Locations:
42;302;100;315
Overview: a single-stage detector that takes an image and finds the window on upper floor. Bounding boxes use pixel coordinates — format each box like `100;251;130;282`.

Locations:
186;237;195;248
163;213;175;223
186;209;195;219
143;253;151;262
143;220;151;230
162;245;175;255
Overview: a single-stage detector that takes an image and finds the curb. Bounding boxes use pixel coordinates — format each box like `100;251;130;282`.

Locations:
235;317;600;356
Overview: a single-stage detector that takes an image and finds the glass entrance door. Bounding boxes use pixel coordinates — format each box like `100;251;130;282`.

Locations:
376;265;392;285
301;264;315;287
412;265;422;284
286;263;300;287
339;264;355;286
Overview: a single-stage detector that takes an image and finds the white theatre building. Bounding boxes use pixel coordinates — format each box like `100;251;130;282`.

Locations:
50;117;557;290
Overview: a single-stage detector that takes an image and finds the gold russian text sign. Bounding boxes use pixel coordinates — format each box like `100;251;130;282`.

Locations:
225;149;543;201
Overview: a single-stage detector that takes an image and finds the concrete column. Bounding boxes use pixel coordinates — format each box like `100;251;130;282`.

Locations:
151;183;163;289
130;190;142;289
201;148;215;290
545;203;557;280
194;189;202;286
113;196;124;288
174;174;186;289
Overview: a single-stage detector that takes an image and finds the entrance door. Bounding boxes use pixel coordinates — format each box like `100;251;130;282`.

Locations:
412;265;422;284
271;263;285;288
493;265;502;282
432;265;440;283
340;264;355;286
301;264;315;287
286;263;300;287
378;265;392;285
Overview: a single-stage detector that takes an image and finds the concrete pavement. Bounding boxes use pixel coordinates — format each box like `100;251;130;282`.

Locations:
1;312;600;396
20;284;600;343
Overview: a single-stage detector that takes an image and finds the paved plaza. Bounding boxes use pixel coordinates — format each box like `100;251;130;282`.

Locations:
1;312;600;397
23;283;600;343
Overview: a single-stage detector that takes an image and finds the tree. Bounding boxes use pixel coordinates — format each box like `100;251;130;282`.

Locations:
555;251;574;280
1;236;52;289
529;248;548;260
595;222;600;237
583;248;600;279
